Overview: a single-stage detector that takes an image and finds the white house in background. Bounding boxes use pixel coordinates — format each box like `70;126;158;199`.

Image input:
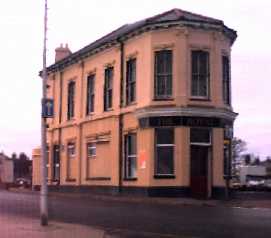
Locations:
0;153;14;188
239;165;266;186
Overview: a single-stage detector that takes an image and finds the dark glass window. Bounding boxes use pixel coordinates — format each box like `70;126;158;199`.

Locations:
222;56;230;105
104;67;113;111
154;50;172;99
191;50;209;98
86;74;95;114
67;81;75;120
190;128;211;144
124;133;137;178
126;58;136;104
155;128;174;175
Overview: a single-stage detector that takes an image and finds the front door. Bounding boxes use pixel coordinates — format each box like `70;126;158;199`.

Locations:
52;145;60;182
190;145;209;198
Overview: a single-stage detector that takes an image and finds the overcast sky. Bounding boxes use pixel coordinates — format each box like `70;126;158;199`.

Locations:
0;0;270;158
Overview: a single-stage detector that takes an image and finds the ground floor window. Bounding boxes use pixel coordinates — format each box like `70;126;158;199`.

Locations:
67;142;76;158
67;142;76;180
87;142;96;158
155;128;174;175
190;128;211;145
124;133;137;179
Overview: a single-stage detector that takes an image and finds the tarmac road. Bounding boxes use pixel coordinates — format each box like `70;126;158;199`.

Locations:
0;190;271;238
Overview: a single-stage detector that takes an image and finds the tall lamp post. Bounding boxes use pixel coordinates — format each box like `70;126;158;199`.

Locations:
40;0;49;226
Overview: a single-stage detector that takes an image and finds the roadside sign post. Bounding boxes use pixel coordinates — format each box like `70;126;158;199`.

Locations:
40;0;49;226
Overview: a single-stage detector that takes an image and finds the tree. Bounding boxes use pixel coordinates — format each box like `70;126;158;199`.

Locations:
11;153;17;160
231;137;247;178
13;152;32;179
244;154;252;165
232;137;247;162
252;157;260;166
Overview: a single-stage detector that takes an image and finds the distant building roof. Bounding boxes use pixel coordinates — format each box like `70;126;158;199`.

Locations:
45;8;237;75
0;153;12;161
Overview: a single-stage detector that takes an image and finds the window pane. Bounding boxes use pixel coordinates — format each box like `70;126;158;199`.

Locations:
67;143;75;157
126;58;136;104
67;81;75;119
104;67;113;110
192;51;198;73
155;50;172;98
157;75;166;95
190;128;211;144
156;146;174;174
125;133;137;178
191;50;209;97
198;75;207;96
87;143;96;157
222;56;230;104
166;75;172;95
156;128;174;144
199;52;208;75
127;157;137;178
87;75;95;114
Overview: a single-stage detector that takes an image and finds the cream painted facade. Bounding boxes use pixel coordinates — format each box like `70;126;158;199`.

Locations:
33;9;237;198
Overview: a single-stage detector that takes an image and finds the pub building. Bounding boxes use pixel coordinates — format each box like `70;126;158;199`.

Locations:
32;8;237;199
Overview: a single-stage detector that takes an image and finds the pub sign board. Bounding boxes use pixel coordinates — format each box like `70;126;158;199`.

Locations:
139;116;232;128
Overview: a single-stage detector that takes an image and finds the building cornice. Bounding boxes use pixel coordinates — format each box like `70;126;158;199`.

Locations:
135;106;238;122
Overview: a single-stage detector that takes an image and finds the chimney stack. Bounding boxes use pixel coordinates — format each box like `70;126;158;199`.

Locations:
55;43;71;62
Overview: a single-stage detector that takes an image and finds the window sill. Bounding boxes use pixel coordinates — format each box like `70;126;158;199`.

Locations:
86;112;95;117
190;97;210;102
154;174;175;179
66;118;75;122
85;177;111;181
123;177;137;181
125;102;137;107
104;108;113;112
153;97;174;101
65;178;76;182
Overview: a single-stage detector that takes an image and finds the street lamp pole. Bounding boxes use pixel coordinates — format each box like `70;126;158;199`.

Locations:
40;0;48;226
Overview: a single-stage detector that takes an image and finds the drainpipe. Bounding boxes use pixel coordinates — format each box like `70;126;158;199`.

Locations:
118;39;124;193
58;71;63;185
78;61;85;186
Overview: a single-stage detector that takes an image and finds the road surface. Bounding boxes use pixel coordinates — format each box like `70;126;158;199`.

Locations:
0;190;270;237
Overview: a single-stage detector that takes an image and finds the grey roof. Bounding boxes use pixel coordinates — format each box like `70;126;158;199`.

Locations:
46;8;237;74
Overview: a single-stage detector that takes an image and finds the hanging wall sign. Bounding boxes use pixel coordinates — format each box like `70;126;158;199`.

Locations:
42;98;54;118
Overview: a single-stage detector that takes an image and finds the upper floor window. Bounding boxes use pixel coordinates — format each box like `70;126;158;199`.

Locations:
191;50;209;98
155;128;174;175
154;50;172;99
222;56;231;105
104;67;113;111
126;58;136;104
86;74;95;114
67;81;75;120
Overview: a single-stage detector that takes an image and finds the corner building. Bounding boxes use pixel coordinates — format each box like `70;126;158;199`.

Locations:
32;9;237;199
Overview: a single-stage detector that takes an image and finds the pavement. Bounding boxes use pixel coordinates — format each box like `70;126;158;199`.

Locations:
0;213;110;238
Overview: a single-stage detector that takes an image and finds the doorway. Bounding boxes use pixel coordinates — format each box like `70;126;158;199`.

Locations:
190;145;209;198
190;128;212;199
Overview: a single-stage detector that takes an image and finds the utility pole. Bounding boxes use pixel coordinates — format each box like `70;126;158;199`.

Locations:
40;0;48;226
